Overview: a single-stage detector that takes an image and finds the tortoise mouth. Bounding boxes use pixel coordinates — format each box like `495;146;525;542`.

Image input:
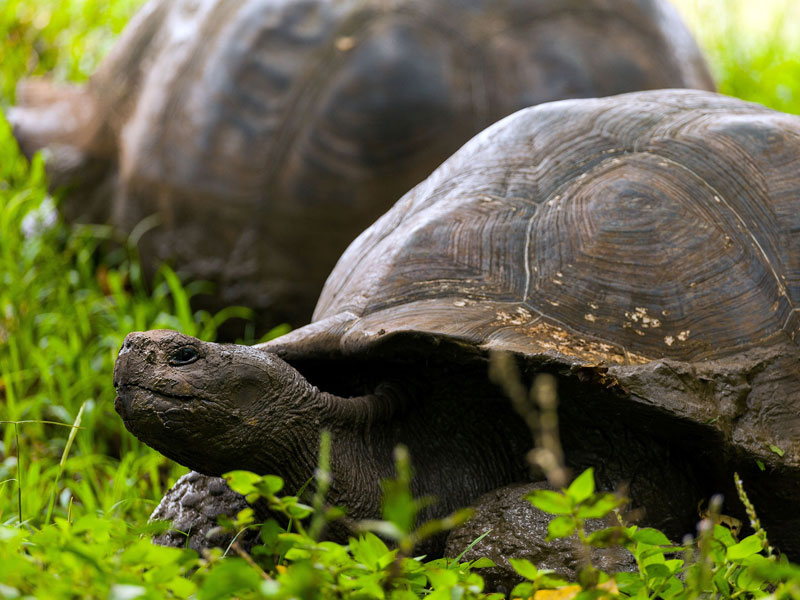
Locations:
115;382;196;402
114;383;218;473
114;383;197;434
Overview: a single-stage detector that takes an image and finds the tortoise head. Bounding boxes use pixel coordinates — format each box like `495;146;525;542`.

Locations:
113;329;318;476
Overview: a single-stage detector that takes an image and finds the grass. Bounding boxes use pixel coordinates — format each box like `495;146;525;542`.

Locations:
0;0;249;546
673;0;800;114
0;0;799;597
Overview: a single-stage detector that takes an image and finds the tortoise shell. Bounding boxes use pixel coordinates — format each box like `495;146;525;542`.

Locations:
10;0;713;330
287;89;798;363
266;90;800;549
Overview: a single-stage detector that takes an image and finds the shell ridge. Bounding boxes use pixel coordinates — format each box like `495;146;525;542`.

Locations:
646;152;791;308
522;211;537;301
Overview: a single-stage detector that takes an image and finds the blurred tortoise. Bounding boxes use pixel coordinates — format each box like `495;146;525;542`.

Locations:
10;0;713;333
114;89;800;556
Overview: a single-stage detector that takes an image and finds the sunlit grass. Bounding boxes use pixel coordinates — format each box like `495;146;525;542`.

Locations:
0;0;234;531
0;0;144;103
673;0;800;113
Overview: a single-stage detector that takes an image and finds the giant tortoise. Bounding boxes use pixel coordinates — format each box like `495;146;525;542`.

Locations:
11;0;714;332
114;89;800;556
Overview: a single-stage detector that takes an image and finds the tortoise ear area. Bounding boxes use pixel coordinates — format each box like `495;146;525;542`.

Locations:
231;379;264;411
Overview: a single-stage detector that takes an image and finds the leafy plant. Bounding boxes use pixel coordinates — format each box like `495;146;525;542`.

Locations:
217;439;496;600
515;467;800;599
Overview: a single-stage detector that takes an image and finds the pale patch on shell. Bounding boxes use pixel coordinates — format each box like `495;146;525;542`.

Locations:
492;307;533;326
514;321;630;365
624;306;661;329
584;314;597;322
335;36;356;51
677;330;691;341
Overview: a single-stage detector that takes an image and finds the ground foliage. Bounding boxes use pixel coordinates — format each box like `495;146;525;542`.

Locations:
1;0;800;598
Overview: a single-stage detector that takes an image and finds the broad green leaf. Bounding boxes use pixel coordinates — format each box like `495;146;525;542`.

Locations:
234;507;255;526
665;559;684;571
726;534;763;560
511;582;535;598
735;567;765;592
750;555;800;582
509;558;539;580
566;468;595;503
586;526;633;548
632;528;672;546
415;508;474;543
660;576;685;599
286;502;312;519
427;568;458;589
255;474;285;495
349;532;394;570
283;547;310;560
713;524;737;548
769;444;785;457
196;558;262;600
166;576;196;598
615;572;645;596
645;563;672;579
527;490;574;515
638;546;671;564
547;515;576;540
381;479;417;534
259;519;284;548
713;569;732;596
471;557;497;569
224;471;262;496
576;493;622;519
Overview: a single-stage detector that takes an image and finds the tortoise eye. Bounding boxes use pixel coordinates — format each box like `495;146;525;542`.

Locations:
169;346;200;366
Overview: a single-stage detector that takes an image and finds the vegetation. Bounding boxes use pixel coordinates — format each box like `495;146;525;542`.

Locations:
673;0;800;114
1;0;799;598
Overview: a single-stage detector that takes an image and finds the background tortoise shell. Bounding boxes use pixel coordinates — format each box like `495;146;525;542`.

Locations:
9;0;713;333
264;89;799;553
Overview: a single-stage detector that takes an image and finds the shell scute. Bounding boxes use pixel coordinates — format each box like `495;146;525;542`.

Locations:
313;91;800;366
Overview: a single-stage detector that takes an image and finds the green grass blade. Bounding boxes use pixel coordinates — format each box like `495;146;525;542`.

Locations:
44;401;85;526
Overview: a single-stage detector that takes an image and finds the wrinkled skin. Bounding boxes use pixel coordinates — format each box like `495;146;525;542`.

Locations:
115;330;322;479
114;330;536;552
116;330;713;555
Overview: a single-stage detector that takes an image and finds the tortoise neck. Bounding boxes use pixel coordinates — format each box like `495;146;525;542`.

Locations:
319;381;411;427
301;382;414;520
238;365;409;501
